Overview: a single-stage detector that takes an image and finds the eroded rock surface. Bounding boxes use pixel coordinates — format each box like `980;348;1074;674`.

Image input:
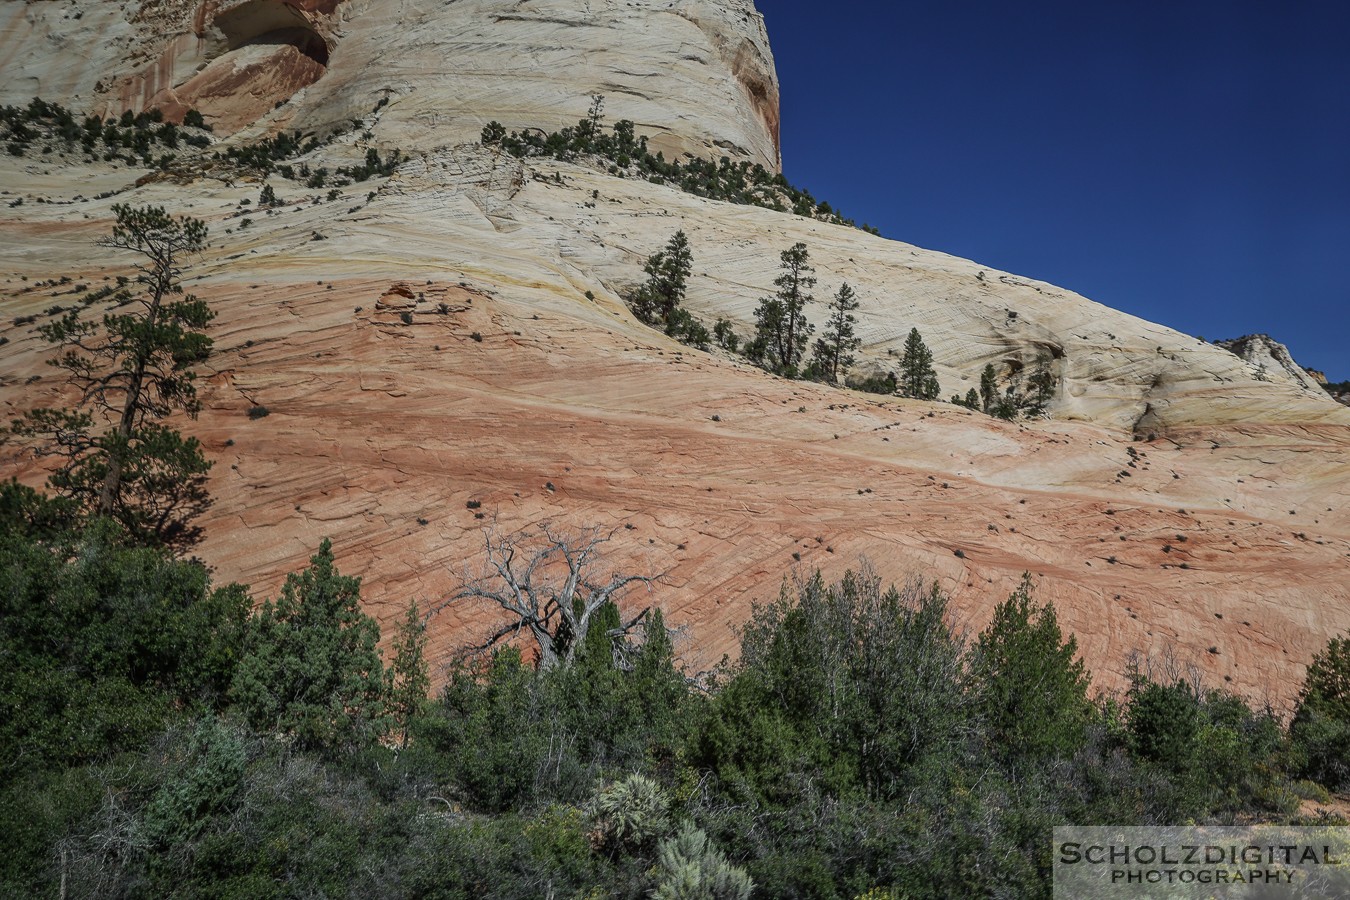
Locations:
1;2;1348;706
0;0;780;167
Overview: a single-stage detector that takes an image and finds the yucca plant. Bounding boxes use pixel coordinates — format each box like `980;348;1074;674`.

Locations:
586;773;671;857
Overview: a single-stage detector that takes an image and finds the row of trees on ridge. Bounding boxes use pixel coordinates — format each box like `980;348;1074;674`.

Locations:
628;229;1052;413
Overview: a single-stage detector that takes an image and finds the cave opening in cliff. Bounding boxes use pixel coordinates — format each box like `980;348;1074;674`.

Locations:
245;26;330;67
166;4;334;135
213;0;332;67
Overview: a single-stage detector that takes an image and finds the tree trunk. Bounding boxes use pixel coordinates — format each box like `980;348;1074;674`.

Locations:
97;260;169;517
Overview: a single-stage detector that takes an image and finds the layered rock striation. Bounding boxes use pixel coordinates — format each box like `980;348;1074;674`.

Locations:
0;0;780;169
2;1;1348;703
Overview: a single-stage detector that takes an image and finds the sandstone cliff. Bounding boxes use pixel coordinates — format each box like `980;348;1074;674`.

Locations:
2;1;1348;704
0;0;780;169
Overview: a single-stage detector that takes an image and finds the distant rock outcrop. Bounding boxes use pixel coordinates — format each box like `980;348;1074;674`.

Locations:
1212;334;1327;394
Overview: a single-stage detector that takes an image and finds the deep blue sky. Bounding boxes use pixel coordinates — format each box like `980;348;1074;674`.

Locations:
759;0;1348;381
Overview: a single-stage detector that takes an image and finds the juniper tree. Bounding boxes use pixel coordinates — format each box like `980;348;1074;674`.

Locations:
897;327;940;400
231;540;388;753
810;282;861;384
6;204;213;548
753;242;815;375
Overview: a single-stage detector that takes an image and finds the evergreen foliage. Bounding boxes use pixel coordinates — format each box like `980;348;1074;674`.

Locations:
1292;635;1350;789
713;317;740;352
971;574;1091;761
847;370;898;395
1025;351;1058;416
809;282;862;384
0;98;209;166
630;229;711;348
482;105;880;234
0;520;247;774
897;327;941;400
751;243;816;376
951;386;983;410
966;356;1058;420
6;205;213;548
0;490;1329;897
231;540;388;753
387;599;431;749
979;363;999;414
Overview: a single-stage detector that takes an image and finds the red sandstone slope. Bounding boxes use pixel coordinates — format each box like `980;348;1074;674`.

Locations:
3;212;1348;704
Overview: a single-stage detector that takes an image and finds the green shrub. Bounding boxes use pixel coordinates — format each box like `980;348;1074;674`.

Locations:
653;823;753;900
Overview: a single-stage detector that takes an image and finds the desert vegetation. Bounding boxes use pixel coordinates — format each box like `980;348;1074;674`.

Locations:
0;210;1341;893
952;354;1058;419
1;98;211;168
482;96;880;234
3;490;1347;899
626;234;1052;418
5;204;215;549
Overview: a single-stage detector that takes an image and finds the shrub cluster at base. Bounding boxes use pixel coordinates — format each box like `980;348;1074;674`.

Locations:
3;497;1345;898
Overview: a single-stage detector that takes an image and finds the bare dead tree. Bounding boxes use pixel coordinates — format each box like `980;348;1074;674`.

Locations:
432;522;657;670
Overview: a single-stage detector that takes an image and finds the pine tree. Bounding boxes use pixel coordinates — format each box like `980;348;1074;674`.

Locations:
1292;635;1350;789
810;282;862;383
630;230;693;329
1025;351;1057;416
6;204;213;548
753;242;815;375
993;378;1022;421
582;93;605;146
231;540;388;752
979;363;999;414
897;327;940;400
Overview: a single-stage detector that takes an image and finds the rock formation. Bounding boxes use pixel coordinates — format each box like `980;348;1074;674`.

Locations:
0;0;780;169
1212;334;1327;394
1;0;1348;705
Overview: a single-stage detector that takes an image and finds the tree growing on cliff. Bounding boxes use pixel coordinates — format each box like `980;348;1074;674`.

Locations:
979;363;999;414
1024;351;1058;416
809;282;862;384
6;204;213;548
629;230;693;330
752;242;816;375
897;327;940;400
